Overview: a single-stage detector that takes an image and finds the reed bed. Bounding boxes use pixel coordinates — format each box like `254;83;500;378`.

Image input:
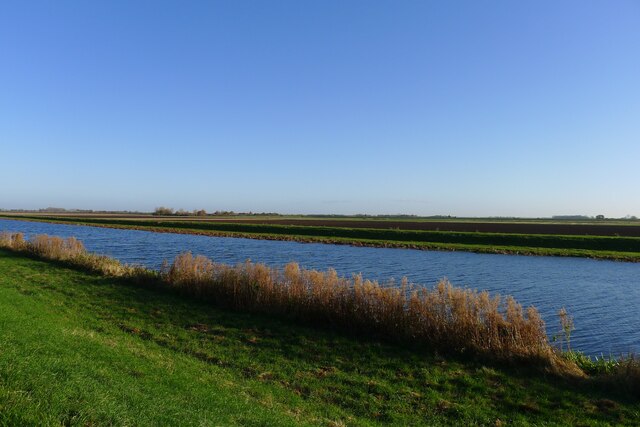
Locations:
1;231;564;367
162;252;553;362
0;232;146;277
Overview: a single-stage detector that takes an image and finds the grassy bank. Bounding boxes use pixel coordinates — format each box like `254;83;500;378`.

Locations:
2;214;640;262
1;250;639;425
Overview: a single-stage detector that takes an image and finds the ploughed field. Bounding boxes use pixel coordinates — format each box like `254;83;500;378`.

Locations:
168;218;640;237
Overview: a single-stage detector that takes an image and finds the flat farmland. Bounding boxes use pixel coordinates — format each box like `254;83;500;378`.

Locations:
3;213;640;237
161;218;640;237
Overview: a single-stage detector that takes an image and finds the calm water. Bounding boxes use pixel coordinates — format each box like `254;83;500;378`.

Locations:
2;218;639;357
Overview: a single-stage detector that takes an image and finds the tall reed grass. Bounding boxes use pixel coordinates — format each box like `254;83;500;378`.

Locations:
0;232;146;277
162;252;553;362
0;231;578;370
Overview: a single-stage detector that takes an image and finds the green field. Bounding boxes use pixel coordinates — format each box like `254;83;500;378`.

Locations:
0;249;639;425
3;214;640;262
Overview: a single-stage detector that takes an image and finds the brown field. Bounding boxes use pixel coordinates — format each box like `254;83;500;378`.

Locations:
197;219;640;237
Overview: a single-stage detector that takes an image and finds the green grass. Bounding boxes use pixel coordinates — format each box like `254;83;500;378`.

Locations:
3;215;640;262
0;250;639;425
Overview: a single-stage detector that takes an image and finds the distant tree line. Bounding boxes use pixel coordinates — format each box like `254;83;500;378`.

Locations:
0;207;637;221
151;207;282;217
153;207;207;216
0;207;137;214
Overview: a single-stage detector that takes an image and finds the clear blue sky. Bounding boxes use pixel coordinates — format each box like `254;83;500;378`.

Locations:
1;1;639;217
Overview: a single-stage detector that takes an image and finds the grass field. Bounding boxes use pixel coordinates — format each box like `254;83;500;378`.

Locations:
3;214;640;262
1;249;639;425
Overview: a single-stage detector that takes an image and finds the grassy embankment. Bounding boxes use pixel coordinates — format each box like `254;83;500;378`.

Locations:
0;233;639;425
2;214;640;262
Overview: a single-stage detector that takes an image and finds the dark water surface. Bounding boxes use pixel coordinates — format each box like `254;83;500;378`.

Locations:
2;218;639;357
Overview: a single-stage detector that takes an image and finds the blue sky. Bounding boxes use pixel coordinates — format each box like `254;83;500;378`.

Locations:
1;1;639;217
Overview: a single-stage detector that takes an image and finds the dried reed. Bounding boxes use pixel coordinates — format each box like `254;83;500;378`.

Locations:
162;251;553;361
0;232;143;277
